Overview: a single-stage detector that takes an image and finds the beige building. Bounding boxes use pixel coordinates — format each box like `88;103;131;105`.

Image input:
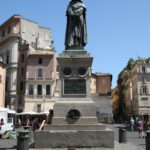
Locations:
17;42;58;112
0;61;6;107
0;15;54;111
123;61;150;116
91;73;113;123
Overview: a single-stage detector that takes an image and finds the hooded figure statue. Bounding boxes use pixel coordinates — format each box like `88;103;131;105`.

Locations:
65;0;87;50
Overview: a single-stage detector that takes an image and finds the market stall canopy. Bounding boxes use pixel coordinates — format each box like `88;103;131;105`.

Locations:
18;111;49;115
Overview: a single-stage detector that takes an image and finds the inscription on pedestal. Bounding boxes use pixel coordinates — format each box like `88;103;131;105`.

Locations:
64;79;86;95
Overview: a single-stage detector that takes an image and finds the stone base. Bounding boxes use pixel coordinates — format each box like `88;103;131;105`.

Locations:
44;124;106;130
52;117;98;124
52;100;98;124
34;127;114;148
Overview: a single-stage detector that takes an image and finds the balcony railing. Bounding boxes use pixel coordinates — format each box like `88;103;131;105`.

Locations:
25;95;52;99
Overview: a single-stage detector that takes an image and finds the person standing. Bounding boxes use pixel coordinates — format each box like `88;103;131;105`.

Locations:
32;117;39;132
47;109;53;124
130;117;135;131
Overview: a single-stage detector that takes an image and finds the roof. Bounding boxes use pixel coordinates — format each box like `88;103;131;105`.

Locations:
93;72;112;76
0;14;21;28
0;14;50;31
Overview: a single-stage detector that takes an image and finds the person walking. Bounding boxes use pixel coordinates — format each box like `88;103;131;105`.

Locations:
32;117;39;132
137;119;144;138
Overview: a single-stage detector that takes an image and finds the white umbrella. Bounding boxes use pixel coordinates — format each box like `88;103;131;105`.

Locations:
18;111;37;115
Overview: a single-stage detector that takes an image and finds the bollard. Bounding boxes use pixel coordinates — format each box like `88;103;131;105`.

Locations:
119;127;127;143
145;130;150;150
23;126;31;142
23;126;31;130
17;130;30;150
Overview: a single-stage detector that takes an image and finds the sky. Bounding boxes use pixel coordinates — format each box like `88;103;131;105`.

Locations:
0;0;150;88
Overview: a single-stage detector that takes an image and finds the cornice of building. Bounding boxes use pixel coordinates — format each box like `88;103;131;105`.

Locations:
28;49;55;56
0;14;51;32
21;17;37;24
0;14;21;29
93;72;112;76
39;26;51;31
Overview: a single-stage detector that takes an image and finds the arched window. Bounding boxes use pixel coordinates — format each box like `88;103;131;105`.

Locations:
140;85;148;94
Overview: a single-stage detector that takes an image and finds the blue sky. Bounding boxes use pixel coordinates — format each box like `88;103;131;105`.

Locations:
0;0;150;88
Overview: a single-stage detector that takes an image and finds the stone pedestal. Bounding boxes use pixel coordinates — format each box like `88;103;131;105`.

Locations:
34;50;114;148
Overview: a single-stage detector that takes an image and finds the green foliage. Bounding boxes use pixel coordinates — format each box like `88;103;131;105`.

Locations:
146;57;150;63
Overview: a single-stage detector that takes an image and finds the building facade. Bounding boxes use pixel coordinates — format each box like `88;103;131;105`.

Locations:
17;43;58;112
0;61;6;107
91;73;113;123
124;61;150;116
115;59;150;118
0;15;54;111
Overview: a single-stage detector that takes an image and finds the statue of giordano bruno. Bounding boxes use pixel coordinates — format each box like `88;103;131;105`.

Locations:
65;0;87;50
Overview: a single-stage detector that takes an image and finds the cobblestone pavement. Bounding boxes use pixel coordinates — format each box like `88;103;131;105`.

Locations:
0;124;146;150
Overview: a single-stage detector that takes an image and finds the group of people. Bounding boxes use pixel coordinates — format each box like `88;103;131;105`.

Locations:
25;109;54;132
129;117;150;138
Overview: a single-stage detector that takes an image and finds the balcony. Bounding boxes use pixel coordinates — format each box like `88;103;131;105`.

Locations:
26;77;55;82
25;95;52;100
28;48;55;55
0;33;20;44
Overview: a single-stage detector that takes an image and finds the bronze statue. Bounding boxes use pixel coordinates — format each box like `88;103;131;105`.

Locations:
65;0;87;50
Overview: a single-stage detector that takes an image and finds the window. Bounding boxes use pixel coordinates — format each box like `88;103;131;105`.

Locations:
29;84;34;95
141;97;148;106
2;30;5;37
46;85;51;95
21;68;24;75
37;104;41;113
39;58;43;64
44;34;49;41
21;54;24;63
140;86;148;94
5;77;9;91
37;84;42;95
37;68;43;78
0;75;2;82
102;79;106;85
142;66;146;73
22;26;26;33
6;53;9;64
7;26;11;34
20;81;24;91
32;29;36;36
